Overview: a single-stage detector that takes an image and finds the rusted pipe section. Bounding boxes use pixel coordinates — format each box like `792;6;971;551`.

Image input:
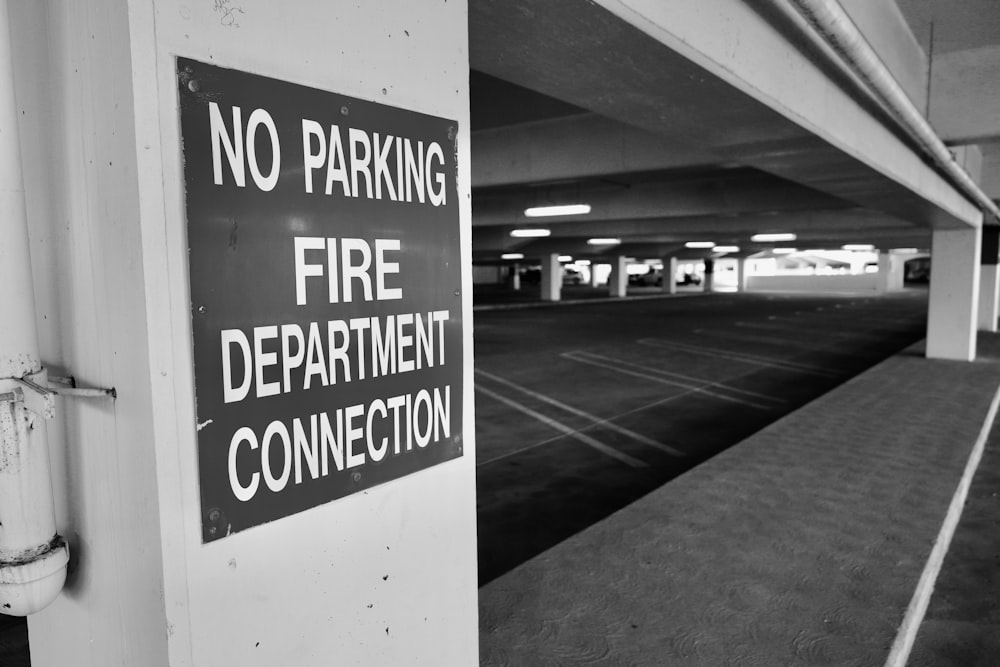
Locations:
0;0;69;615
787;0;1000;225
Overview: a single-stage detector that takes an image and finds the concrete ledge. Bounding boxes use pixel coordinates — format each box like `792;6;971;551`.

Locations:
480;335;1000;665
747;273;879;293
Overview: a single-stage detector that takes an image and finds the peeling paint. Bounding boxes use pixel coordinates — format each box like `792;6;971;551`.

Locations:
0;353;41;380
197;419;214;431
0;400;28;474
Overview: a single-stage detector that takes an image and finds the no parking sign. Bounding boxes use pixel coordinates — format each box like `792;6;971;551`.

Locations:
177;58;463;542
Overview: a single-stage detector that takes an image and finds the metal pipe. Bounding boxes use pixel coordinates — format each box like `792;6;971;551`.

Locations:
0;0;69;616
787;0;1000;224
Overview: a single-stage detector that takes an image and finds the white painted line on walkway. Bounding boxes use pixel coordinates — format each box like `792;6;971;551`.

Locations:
474;384;649;468
475;368;685;456
638;338;841;377
885;381;1000;667
562;351;774;410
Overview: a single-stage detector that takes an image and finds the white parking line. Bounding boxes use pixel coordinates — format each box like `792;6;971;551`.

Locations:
476;369;684;456
638;338;841;377
562;351;776;410
735;320;889;342
691;328;878;356
884;382;1000;667
572;351;785;406
474;384;649;468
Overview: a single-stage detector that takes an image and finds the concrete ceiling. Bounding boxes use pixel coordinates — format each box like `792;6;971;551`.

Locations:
468;0;998;265
895;0;1000;55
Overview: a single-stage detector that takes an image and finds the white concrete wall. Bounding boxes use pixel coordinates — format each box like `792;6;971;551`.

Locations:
746;274;880;293
13;1;477;666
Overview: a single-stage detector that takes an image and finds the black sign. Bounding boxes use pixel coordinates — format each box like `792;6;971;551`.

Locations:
177;58;463;542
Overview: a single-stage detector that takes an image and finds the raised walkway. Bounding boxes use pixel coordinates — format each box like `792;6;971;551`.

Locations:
480;333;1000;665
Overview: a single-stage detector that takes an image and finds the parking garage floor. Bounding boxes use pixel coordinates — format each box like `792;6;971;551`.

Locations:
476;288;1000;665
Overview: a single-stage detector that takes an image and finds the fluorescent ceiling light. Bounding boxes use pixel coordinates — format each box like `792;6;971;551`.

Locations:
752;233;797;242
558;255;573;262
772;248;797;254
714;245;740;253
501;253;524;260
524;204;591;218
510;228;551;238
685;241;716;249
587;238;621;245
574;259;592;266
842;244;875;251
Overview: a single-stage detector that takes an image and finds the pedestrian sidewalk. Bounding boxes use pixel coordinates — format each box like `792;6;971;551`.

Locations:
480;334;1000;665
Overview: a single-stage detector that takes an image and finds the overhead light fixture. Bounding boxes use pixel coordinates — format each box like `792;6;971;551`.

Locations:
842;244;875;251
574;259;592;266
510;228;551;238
714;245;740;253
751;233;797;242
558;255;573;262
892;248;919;253
587;238;621;246
772;248;797;254
685;241;716;249
501;253;524;260
524;204;591;218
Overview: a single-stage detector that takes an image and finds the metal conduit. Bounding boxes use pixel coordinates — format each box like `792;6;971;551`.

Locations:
787;0;1000;225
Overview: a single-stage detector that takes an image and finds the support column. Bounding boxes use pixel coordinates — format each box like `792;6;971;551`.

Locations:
540;253;562;301
17;1;478;665
662;256;677;295
876;251;904;293
702;258;715;293
511;263;521;291
609;255;628;297
590;263;601;287
979;227;1000;332
736;258;748;292
927;227;981;361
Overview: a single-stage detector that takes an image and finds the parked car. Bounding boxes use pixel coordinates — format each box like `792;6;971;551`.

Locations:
563;267;585;285
628;269;662;286
676;272;702;286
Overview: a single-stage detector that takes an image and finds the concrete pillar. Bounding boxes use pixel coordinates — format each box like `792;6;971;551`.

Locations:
979;227;1000;332
876;251;904;293
511;263;521;291
590;263;601;287
702;258;715;292
736;258;749;292
14;1;478;666
541;253;562;301
662;256;678;295
609;255;628;297
927;227;981;361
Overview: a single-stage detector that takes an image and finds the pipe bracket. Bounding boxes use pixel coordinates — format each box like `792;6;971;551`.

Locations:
0;370;55;421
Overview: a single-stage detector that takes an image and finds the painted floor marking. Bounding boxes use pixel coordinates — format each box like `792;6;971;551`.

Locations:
638;338;841;377
476;369;685;456
571;350;785;406
691;328;879;357
885;381;1000;667
735;320;889;342
562;351;775;410
474;384;648;468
